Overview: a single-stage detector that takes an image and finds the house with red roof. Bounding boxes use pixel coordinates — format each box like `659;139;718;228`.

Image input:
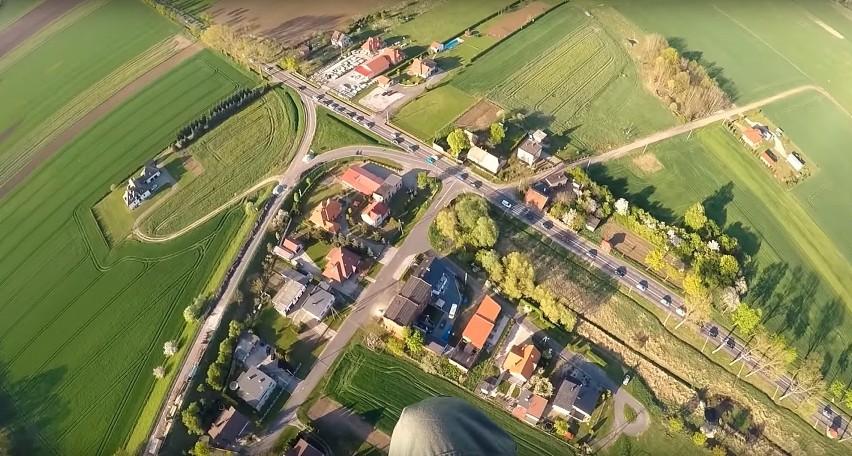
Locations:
339;164;402;202
354;55;391;79
380;46;405;65
741;128;763;150
512;390;548;425
273;237;303;261
361;36;385;54
461;295;501;350
309;198;342;233
524;186;549;212
408;58;439;78
361;200;390;227
429;41;444;53
503;343;541;382
322;246;360;283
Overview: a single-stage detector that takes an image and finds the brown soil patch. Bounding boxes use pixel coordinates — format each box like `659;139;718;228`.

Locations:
632;153;664;174
209;0;388;46
171;34;194;51
486;1;550;38
182;155;204;176
601;221;683;287
0;42;204;200
455;99;502;131
0;0;87;59
309;397;390;450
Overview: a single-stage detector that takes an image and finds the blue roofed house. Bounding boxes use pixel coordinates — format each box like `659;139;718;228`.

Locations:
421;255;463;317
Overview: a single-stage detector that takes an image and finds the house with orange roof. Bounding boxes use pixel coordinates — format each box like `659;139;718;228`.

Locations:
461;295;501;350
741;128;763;150
322;246;360;283
524;186;549;212
273;236;303;261
309;198;342;233
408;58;439;78
512;389;548;425
380;46;405;65
759;149;777;167
361;200;390;227
429;41;444;53
503;343;541;382
376;75;394;89
340;164;402;202
361;36;385;54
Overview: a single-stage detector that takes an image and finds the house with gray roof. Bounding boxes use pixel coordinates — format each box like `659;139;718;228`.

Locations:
208;406;251;448
383;276;432;336
301;281;336;321
232;365;277;411
551;377;600;423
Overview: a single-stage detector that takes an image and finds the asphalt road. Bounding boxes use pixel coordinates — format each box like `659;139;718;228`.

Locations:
262;68;851;441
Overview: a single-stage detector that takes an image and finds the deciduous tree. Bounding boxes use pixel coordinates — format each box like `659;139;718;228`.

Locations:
163;340;178;357
502;252;535;299
645;247;666;273
490;122;505;145
476;249;503;282
153;366;165;379
746;327;796;378
829;380;846;401
780;355;825;400
181;402;204;435
447;128;470;156
614;198;629;215
684;203;707;231
730;303;761;336
416;171;431;189
191;441;213;456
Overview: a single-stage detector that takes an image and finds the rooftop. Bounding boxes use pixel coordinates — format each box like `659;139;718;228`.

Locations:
301;283;336;320
518;138;543;157
208;406;251;447
309;198;342;232
234;366;275;410
340;164;384;195
385;276;432;326
322;246;360;283
503;343;541;380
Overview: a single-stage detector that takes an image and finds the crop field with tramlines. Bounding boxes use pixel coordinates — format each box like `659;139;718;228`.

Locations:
325;345;575;456
139;87;301;237
0;0;180;189
0;50;253;456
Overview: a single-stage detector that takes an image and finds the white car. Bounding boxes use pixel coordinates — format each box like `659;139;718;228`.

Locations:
636;281;648;292
448;304;458;320
675;306;686;317
660;295;672;307
501;200;513;209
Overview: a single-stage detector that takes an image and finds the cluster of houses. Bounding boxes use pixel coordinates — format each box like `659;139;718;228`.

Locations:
309;163;403;234
123;160;164;209
329;29;441;85
740;124;805;173
442;128;549;175
522;172;601;231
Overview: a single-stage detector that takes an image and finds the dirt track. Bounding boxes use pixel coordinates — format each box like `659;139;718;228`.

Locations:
0;42;204;200
0;0;87;59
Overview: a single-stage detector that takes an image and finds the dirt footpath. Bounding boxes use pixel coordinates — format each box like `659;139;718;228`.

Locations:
0;41;204;200
0;0;87;59
309;397;391;450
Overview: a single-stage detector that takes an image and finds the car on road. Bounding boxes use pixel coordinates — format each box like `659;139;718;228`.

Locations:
660;295;671;307
425;155;437;164
824;405;834;418
615;266;627;277
586;249;597;258
501;200;513;209
675;306;686;317
709;326;719;338
726;337;735;349
636;280;648;291
525;211;535;221
623;374;631;385
542;220;553;230
407;143;418;152
471;180;482;189
458;172;468;180
311;94;321;101
302;152;315;163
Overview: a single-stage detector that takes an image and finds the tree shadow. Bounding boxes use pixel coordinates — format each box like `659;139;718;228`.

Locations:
433;55;463;72
666;37;739;101
806;298;844;359
0;362;69;455
747;262;788;321
838;343;852;376
723;222;760;258
702;182;734;227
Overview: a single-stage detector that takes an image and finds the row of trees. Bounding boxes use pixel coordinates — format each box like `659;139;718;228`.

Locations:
638;35;731;120
174;86;268;149
206;321;244;391
201;24;283;65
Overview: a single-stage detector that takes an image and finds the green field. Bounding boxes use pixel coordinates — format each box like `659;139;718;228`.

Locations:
392;85;475;140
325;344;576;456
451;3;673;155
312;109;393;153
0;0;44;31
588;125;852;380
386;0;516;46
139;87;300;237
0;0;179;188
0;50;254;455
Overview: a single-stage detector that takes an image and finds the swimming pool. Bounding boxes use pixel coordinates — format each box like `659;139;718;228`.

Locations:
443;37;464;50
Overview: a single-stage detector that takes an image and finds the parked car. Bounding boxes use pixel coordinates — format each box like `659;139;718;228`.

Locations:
501;200;513;209
449;304;458;320
675;306;686;317
660;295;671;307
636;280;648;291
622;374;631;385
824;405;834;418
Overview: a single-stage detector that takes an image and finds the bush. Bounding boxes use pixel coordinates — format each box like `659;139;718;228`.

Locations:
181;402;204;435
692;431;708;447
667;416;684;433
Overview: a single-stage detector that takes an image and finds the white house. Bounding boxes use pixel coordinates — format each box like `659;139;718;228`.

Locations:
330;30;352;48
271;269;309;315
232;366;276;411
467;145;503;174
516;138;543;166
361;200;390;227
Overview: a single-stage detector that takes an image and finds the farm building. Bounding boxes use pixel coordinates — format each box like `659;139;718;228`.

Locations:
340;164;402;201
503;343;541;382
354;55;391;79
361;200;390;227
331;30;352;48
524;186;549;211
741;128;763;150
309;198;342;233
208;406;251;449
759;150;778;167
322;246;360;283
383;276;433;337
361;36;385;54
409;58;440;78
787;152;805;172
516;138;544;166
273;236;303;261
467;146;503;174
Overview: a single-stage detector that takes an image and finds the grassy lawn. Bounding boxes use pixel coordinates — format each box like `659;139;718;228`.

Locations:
92;185;139;245
252;307;328;380
312;109;394;153
304;239;333;269
0;49;253;456
0;0;180;188
588;125;852;383
139;87;299;237
385;0;517;47
491;208;842;455
451;3;674;157
388;181;442;245
325;344;576;456
392;85;475;141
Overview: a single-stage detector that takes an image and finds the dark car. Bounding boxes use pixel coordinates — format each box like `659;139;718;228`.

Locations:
542;220;553;230
525;211;535;221
459;172;468;180
407;143;419;152
471;180;482;189
709;326;719;338
615;266;627;277
726;337;736;349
